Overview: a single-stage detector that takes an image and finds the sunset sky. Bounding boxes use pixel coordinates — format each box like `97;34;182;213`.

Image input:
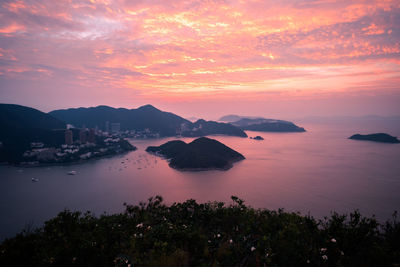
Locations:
0;0;399;119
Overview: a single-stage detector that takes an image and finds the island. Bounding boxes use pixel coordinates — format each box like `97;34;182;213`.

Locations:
232;118;306;132
349;133;400;143
250;136;264;140
146;137;245;171
219;115;306;133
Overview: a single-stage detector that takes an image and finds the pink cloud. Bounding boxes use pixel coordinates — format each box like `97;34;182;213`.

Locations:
0;0;399;116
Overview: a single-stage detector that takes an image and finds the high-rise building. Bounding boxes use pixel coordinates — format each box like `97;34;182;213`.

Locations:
88;128;96;143
79;129;88;143
65;129;73;145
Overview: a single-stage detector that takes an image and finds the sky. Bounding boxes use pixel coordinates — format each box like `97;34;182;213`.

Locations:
0;0;399;119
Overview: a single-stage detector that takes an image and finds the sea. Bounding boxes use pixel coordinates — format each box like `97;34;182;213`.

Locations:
1;119;400;241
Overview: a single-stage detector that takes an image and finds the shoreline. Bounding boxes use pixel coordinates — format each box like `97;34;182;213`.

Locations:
1;150;135;169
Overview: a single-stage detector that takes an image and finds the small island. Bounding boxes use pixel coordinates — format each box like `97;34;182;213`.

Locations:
250;136;264;140
349;133;400;143
146;137;245;171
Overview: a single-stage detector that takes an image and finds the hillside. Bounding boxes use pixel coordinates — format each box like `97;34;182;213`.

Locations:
1;196;399;266
349;133;400;143
182;119;247;137
50;105;247;137
0;104;66;162
49;105;187;137
146;137;245;170
232;118;306;132
0;104;65;130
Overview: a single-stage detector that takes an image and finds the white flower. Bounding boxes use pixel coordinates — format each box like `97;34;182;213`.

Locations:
307;260;310;264
147;226;151;230
331;238;337;243
208;240;211;243
322;255;328;260
320;248;327;252
229;239;233;244
217;234;221;238
136;223;143;228
139;233;143;237
251;246;256;252
341;251;345;256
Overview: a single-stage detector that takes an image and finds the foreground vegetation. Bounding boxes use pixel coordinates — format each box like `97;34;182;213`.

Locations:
1;196;399;266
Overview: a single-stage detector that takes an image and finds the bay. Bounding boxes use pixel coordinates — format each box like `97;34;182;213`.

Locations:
1;119;399;241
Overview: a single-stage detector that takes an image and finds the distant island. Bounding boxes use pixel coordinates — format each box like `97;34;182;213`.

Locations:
219;114;263;123
219;115;306;132
146;137;245;171
250;136;264;140
349;133;400;143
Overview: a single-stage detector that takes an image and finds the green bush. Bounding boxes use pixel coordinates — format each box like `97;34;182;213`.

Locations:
1;196;399;266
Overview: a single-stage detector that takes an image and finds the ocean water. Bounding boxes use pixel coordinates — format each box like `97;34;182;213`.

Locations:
1;120;399;240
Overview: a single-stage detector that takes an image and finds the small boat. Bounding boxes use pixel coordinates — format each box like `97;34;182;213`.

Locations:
31;178;39;182
67;171;77;175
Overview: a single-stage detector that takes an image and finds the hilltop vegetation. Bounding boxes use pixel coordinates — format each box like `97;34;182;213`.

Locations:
1;196;399;267
349;133;400;143
0;104;66;163
146;137;245;171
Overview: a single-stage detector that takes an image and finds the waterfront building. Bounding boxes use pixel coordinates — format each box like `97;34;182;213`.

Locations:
65;129;73;145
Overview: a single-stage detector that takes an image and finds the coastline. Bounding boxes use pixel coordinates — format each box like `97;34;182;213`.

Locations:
1;149;135;168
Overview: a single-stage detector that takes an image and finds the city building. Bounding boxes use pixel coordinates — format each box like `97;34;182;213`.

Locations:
88;128;96;143
79;129;88;143
65;129;73;145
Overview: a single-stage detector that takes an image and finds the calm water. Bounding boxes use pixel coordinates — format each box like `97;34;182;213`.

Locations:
1;120;400;240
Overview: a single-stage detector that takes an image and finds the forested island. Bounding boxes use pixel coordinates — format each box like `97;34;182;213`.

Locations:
219;115;306;132
1;196;399;266
146;137;245;171
349;133;400;143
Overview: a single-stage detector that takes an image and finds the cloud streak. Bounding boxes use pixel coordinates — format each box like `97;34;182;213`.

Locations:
0;0;399;115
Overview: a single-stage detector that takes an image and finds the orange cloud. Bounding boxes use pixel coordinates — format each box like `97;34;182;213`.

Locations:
0;0;399;114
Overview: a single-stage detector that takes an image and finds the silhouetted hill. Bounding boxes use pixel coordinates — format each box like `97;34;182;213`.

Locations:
0;104;66;162
349;133;400;143
50;105;247;137
219;114;262;122
182;119;247;137
0;104;65;130
146;137;245;171
49;105;187;137
232;118;306;132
